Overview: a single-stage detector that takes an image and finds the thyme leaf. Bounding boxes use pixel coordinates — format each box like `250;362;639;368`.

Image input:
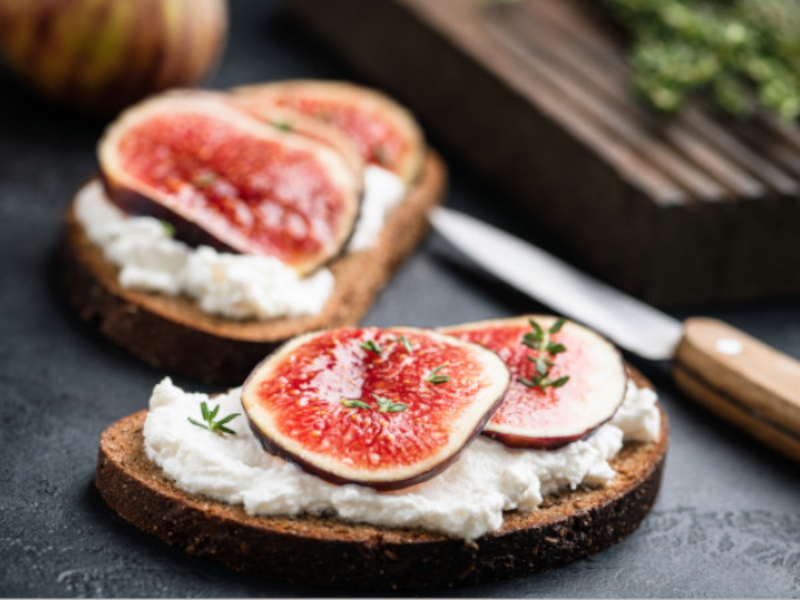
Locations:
360;339;383;355
385;335;414;353
341;398;372;410
399;335;414;353
272;120;293;132
193;172;217;188
373;394;409;413
159;220;176;237
425;363;451;384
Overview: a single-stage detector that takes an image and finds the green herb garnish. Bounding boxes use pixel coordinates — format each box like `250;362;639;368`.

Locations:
341;398;372;410
188;401;240;436
386;335;414;353
360;339;383;355
606;0;800;121
425;364;451;385
160;220;176;237
399;335;414;353
373;394;409;413
193;172;217;188
517;318;571;392
272;120;293;132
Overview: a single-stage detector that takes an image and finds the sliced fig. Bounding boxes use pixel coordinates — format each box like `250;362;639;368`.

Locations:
98;93;361;276
231;101;365;176
241;327;510;490
441;316;628;450
234;80;425;185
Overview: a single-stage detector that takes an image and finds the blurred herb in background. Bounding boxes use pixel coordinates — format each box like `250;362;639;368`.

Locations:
606;0;800;121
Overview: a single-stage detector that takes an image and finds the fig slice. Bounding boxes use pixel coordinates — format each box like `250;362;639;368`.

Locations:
241;327;510;490
441;316;628;450
231;101;365;176
234;80;425;185
98;93;361;276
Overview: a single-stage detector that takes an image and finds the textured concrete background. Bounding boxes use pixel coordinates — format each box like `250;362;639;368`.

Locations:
1;1;799;597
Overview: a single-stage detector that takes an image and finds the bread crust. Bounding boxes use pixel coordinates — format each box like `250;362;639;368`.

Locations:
95;369;668;590
62;151;446;384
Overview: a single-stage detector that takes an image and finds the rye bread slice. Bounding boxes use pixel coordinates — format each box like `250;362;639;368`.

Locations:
62;150;445;384
94;368;668;590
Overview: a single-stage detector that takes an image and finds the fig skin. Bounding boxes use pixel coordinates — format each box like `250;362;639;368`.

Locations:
241;328;511;491
0;0;227;116
234;80;426;186
98;93;362;276
441;316;629;450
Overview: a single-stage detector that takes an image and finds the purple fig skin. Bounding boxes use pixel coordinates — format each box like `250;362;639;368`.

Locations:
483;418;611;451
241;330;511;492
102;174;240;255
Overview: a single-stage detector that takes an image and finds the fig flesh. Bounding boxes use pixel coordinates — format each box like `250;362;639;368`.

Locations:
442;316;628;450
241;327;510;490
234;80;425;185
98;94;361;276
231;101;365;177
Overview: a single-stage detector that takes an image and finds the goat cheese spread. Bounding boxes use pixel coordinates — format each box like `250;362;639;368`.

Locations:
143;378;660;540
74;165;406;320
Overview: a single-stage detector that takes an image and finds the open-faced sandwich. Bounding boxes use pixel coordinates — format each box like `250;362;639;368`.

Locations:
63;80;445;383
95;316;668;590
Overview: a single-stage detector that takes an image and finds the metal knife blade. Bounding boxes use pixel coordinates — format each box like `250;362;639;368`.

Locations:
430;206;684;361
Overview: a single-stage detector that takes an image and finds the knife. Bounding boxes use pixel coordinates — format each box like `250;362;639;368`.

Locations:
430;206;800;463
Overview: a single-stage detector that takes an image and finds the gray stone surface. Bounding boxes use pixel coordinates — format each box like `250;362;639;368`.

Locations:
1;1;799;597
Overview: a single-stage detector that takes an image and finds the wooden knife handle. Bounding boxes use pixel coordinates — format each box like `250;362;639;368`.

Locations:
672;317;800;462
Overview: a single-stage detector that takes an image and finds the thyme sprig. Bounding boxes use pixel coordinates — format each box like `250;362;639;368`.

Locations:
385;335;414;353
272;120;293;132
607;0;800;121
374;394;409;413
425;364;451;385
398;335;414;353
159;220;176;237
188;401;240;436
517;319;570;392
193;172;217;188
341;398;371;410
341;395;408;413
360;339;383;355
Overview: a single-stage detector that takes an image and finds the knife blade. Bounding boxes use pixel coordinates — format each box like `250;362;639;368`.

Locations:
430;206;800;462
430;207;683;360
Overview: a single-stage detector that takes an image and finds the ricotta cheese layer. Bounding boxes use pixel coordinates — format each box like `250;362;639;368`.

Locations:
143;379;660;540
74;165;406;320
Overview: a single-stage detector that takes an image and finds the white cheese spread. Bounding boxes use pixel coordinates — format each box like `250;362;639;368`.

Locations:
346;166;407;252
74;165;406;320
143;379;660;540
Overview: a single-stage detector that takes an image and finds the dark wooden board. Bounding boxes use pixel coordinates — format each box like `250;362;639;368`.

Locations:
292;0;800;306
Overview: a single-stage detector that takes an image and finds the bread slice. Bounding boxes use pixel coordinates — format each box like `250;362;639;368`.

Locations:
62;151;445;384
95;368;668;590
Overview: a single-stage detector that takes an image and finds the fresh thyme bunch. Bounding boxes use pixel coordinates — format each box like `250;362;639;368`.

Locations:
606;0;800;121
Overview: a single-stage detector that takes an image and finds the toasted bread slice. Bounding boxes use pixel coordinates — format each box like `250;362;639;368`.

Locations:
95;368;667;590
62;151;445;384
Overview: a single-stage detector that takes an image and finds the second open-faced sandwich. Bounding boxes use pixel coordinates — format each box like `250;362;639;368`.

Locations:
63;80;445;383
95;316;668;590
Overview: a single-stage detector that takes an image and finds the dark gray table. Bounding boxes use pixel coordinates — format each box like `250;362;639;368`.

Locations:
1;1;799;597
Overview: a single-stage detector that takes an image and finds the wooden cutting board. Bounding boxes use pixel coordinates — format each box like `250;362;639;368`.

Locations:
292;0;800;306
